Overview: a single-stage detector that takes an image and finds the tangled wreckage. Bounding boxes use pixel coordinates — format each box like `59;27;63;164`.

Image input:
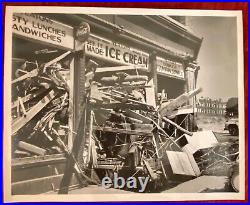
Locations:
11;49;239;194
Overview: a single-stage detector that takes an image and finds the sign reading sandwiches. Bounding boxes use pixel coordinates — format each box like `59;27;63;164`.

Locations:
12;13;74;49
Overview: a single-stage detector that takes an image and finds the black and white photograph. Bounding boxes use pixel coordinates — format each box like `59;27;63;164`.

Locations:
3;6;245;202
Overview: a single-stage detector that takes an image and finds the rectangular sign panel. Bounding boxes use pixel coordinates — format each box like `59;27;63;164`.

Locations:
157;57;185;79
12;13;74;49
86;34;185;79
85;34;149;68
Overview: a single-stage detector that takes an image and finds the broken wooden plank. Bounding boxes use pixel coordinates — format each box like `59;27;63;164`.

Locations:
44;51;71;68
11;88;47;109
18;141;47;156
95;65;147;73
110;111;143;124
125;109;152;124
93;126;153;136
12;89;57;135
12;69;38;84
159;87;202;117
168;106;198;119
162;117;193;136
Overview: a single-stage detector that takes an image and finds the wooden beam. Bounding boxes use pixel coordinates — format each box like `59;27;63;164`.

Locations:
17;141;47;156
95;65;146;73
148;51;158;104
11;90;57;135
59;23;89;194
11;69;38;84
93;126;153;136
162;117;193;136
125;109;152;124
11;89;46;109
159;87;202;117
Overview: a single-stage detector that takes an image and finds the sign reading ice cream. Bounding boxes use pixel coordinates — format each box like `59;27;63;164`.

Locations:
85;34;149;68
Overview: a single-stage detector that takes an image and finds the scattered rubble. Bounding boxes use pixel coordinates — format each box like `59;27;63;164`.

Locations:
11;53;239;193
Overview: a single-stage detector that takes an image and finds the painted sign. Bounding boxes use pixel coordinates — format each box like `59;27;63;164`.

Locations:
156;57;185;79
12;13;74;49
86;35;184;79
85;34;149;68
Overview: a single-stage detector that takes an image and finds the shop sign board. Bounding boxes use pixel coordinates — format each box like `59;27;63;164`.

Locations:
86;34;185;80
12;13;74;49
157;57;185;79
85;34;149;68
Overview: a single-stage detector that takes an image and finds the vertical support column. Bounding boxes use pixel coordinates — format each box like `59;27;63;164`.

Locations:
59;22;90;194
148;51;158;104
185;61;200;131
68;57;74;151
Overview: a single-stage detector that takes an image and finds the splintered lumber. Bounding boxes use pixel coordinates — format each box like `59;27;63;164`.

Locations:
98;84;151;91
123;75;148;82
12;69;38;84
125;109;152;124
44;51;71;68
167;105;197;119
95;65;147;73
51;128;98;186
11;89;47;109
162;117;193;136
18;141;47;156
11;90;57;135
93;126;153;136
100;91;155;110
159;87;202;117
100;75;148;85
100;76;118;84
110;111;143;124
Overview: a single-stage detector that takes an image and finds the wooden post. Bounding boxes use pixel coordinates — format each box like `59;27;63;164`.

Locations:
149;51;158;102
146;51;158;107
58;22;90;194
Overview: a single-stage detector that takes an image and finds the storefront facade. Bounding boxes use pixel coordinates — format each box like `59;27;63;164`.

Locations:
11;13;202;194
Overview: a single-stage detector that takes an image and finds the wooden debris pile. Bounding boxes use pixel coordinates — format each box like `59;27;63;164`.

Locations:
81;65;206;192
11;54;239;193
11;51;71;158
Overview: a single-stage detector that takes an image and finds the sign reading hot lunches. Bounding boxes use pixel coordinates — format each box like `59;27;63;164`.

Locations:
12;13;74;49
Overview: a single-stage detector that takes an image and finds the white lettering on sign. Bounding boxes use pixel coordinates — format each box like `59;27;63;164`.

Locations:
12;13;74;49
85;34;184;79
157;57;185;79
85;35;149;68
